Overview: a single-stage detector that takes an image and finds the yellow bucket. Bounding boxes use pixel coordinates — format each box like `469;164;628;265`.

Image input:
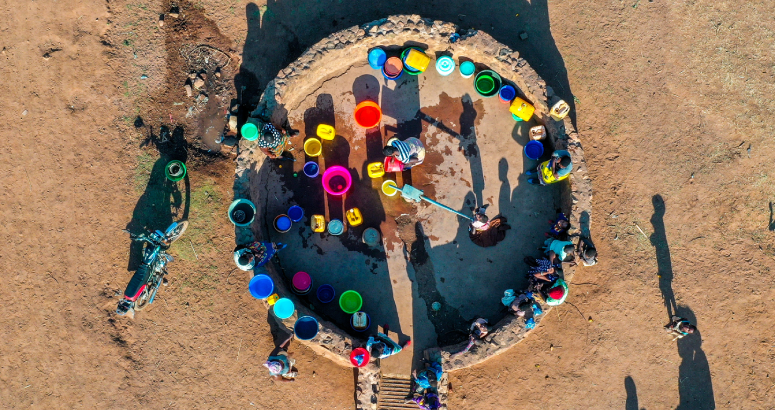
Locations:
311;215;326;232
317;124;335;140
404;49;430;72
304;138;322;157
381;180;399;196
346;208;363;227
509;97;535;122
367;162;385;178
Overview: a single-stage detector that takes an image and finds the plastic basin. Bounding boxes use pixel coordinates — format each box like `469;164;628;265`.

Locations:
474;70;502;97
288;205;304;222
381;180;399;196
273;298;295;319
241;123;258;141
339;290;363;314
248;274;273;299
350;312;370;332
294;316;319;340
304;138;322;157
316;284;336;304
350;347;370;367
322;166;352;195
368;48;387;69
354;101;382;128
524;140;545;160
228;199;256;227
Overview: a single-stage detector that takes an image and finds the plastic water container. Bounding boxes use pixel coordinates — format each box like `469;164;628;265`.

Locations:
339;290;363;314
367;162;385;178
311;215;326;233
351;312;370;332
383;156;404;173
317;124;335;140
509;97;536;122
248;274;273;299
304;138;322;157
403;48;430;72
288;205;304;222
273;298;295;319
530;125;546;141
346;208;363;227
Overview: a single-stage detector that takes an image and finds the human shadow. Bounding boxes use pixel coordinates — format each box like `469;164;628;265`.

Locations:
650;194;677;320
768;201;775;231
675;306;715;410
236;0;575;124
126;125;190;270
624;376;639;410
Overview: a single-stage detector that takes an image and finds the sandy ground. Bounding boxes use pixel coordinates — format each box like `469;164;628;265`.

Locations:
1;0;774;408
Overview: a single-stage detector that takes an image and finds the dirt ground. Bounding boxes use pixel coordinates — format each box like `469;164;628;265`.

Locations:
1;0;774;408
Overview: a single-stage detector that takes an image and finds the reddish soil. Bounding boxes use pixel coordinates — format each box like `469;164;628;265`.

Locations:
2;0;774;408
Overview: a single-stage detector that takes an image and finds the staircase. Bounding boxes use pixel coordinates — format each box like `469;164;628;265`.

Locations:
377;377;415;409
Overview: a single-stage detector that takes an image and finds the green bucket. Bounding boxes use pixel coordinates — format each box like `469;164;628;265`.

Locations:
474;70;502;98
165;160;187;182
241;122;259;141
339;290;363;314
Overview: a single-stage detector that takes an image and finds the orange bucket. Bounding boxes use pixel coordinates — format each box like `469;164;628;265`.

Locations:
354;101;382;128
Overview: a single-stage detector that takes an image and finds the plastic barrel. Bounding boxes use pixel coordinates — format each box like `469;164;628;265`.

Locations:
165;160;187;182
322;166;352;195
241;123;258;141
368;48;387;69
524;140;545;160
228;199;256;227
273;298;295;319
353;101;382;128
499;85;516;103
248;274;273;299
327;219;344;235
288;206;304;222
274;214;292;233
292;271;312;295
460;61;475;78
304;138;322;157
435;55;455;76
316;284;336;304
339;290;363;314
294;316;319;340
350;347;370;367
303;161;319;178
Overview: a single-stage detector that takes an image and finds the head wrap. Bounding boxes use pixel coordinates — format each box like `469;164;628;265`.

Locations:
548;286;565;300
258;123;282;148
263;360;283;375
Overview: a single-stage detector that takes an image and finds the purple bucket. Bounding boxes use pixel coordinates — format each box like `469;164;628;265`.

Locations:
303;161;319;178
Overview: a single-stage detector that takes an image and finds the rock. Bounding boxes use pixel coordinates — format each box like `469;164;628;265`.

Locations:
193;78;205;89
184;84;193;97
214;67;221;78
198;72;207;81
519;31;529;40
188;72;197;79
22;110;28;116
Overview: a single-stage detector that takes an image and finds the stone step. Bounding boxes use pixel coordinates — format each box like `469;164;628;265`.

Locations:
377;377;414;410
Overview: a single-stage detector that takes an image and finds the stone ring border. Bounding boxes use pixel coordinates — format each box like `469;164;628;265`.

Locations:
232;14;593;408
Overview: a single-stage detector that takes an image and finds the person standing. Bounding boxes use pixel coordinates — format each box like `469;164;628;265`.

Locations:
527;149;573;185
264;334;297;382
664;316;697;340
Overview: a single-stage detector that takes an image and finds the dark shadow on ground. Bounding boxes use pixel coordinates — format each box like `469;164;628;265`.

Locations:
675;306;715;410
650;194;677;320
624;376;640;410
126;126;190;270
236;0;575;125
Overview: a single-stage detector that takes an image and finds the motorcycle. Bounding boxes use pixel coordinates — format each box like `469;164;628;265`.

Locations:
117;220;188;316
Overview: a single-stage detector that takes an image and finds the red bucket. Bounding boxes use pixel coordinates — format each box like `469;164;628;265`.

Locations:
350;347;370;367
383;156;404;173
354;101;382;128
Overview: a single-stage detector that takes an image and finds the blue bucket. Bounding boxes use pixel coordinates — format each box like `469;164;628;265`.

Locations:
368;48;387;69
294;316;319;340
288;205;304;222
499;85;516;103
248;274;273;299
524;140;544;160
317;284;336;303
274;215;292;233
273;298;295;319
303;161;319;178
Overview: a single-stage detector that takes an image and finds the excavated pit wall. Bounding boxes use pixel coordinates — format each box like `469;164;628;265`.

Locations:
232;15;593;410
